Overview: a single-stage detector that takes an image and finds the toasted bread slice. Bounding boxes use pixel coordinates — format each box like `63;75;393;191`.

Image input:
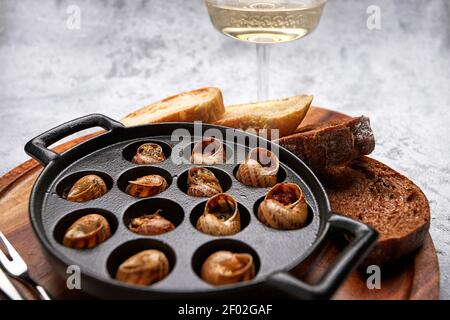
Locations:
214;95;312;138
121;87;225;126
318;157;430;265
277;116;375;170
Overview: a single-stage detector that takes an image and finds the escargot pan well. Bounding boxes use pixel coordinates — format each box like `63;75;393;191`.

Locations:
25;114;377;299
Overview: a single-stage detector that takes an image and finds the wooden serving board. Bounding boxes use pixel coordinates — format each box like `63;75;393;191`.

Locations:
0;107;440;300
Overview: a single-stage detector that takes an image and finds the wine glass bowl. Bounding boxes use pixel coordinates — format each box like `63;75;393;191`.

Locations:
205;0;327;44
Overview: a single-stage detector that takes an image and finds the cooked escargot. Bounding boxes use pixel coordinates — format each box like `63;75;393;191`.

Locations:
201;251;255;286
125;175;168;197
196;193;240;236
132;143;165;164
128;210;175;235
190;137;225;165
116;250;169;286
257;183;308;230
235;148;279;188
63;214;111;249
187;167;223;197
65;174;108;202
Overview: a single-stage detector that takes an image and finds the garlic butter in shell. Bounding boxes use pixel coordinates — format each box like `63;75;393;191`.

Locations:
132;143;165;164
236;148;279;188
65;174;108;202
126;175;168;198
63;214;111;249
116;250;169;286
196;193;240;236
187;167;223;197
201;251;255;286
190;137;225;165
258;183;308;230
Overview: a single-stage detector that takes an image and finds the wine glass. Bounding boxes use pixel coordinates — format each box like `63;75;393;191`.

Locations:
204;0;327;100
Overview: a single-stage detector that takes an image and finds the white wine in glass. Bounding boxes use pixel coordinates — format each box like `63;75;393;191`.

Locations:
205;0;327;100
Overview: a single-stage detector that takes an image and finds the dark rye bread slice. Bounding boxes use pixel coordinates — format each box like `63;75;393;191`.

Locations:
318;156;430;265
277;116;375;170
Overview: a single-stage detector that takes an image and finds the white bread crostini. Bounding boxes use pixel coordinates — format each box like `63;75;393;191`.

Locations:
121;87;225;126
214;95;313;138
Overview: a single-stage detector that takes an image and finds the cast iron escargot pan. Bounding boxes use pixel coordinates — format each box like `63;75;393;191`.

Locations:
24;113;377;299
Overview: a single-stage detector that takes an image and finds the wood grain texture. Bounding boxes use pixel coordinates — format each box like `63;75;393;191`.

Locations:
0;107;440;300
292;232;439;300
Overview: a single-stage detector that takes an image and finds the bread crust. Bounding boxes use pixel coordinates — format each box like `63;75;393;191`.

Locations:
214;95;312;138
318;157;430;265
277;116;375;170
121;87;225;126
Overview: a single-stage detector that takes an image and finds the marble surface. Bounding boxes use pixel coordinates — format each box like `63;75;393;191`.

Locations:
0;0;449;299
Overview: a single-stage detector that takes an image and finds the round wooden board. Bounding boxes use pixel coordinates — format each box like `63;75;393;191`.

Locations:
0;107;440;300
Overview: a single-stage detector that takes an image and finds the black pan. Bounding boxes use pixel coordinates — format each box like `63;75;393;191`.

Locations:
25;113;377;299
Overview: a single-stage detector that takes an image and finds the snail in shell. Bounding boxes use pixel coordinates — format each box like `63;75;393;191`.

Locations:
132;143;166;164
63;214;111;249
196;193;240;236
190;137;225;165
236;148;279;188
65;174;108;202
128;210;175;236
201;251;255;286
257;183;308;230
187;167;223;197
116;250;170;286
125;175;168;198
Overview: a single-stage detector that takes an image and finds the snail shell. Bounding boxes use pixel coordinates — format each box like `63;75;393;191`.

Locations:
201;251;255;286
125;175;168;198
65;175;108;202
128;210;175;235
116;250;169;286
236;148;279;188
196;193;240;236
190;137;225;165
257;183;308;230
132;143;165;164
63;214;111;249
187;167;223;197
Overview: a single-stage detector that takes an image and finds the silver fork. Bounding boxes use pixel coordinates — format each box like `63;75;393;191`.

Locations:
0;232;51;300
0;268;23;300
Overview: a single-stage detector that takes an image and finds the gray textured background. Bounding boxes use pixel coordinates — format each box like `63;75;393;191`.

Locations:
0;0;449;299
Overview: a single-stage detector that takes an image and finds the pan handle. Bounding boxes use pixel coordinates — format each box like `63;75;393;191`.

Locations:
265;214;378;299
24;113;124;166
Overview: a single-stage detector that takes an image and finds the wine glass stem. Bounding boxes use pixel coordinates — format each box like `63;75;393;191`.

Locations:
256;43;270;101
